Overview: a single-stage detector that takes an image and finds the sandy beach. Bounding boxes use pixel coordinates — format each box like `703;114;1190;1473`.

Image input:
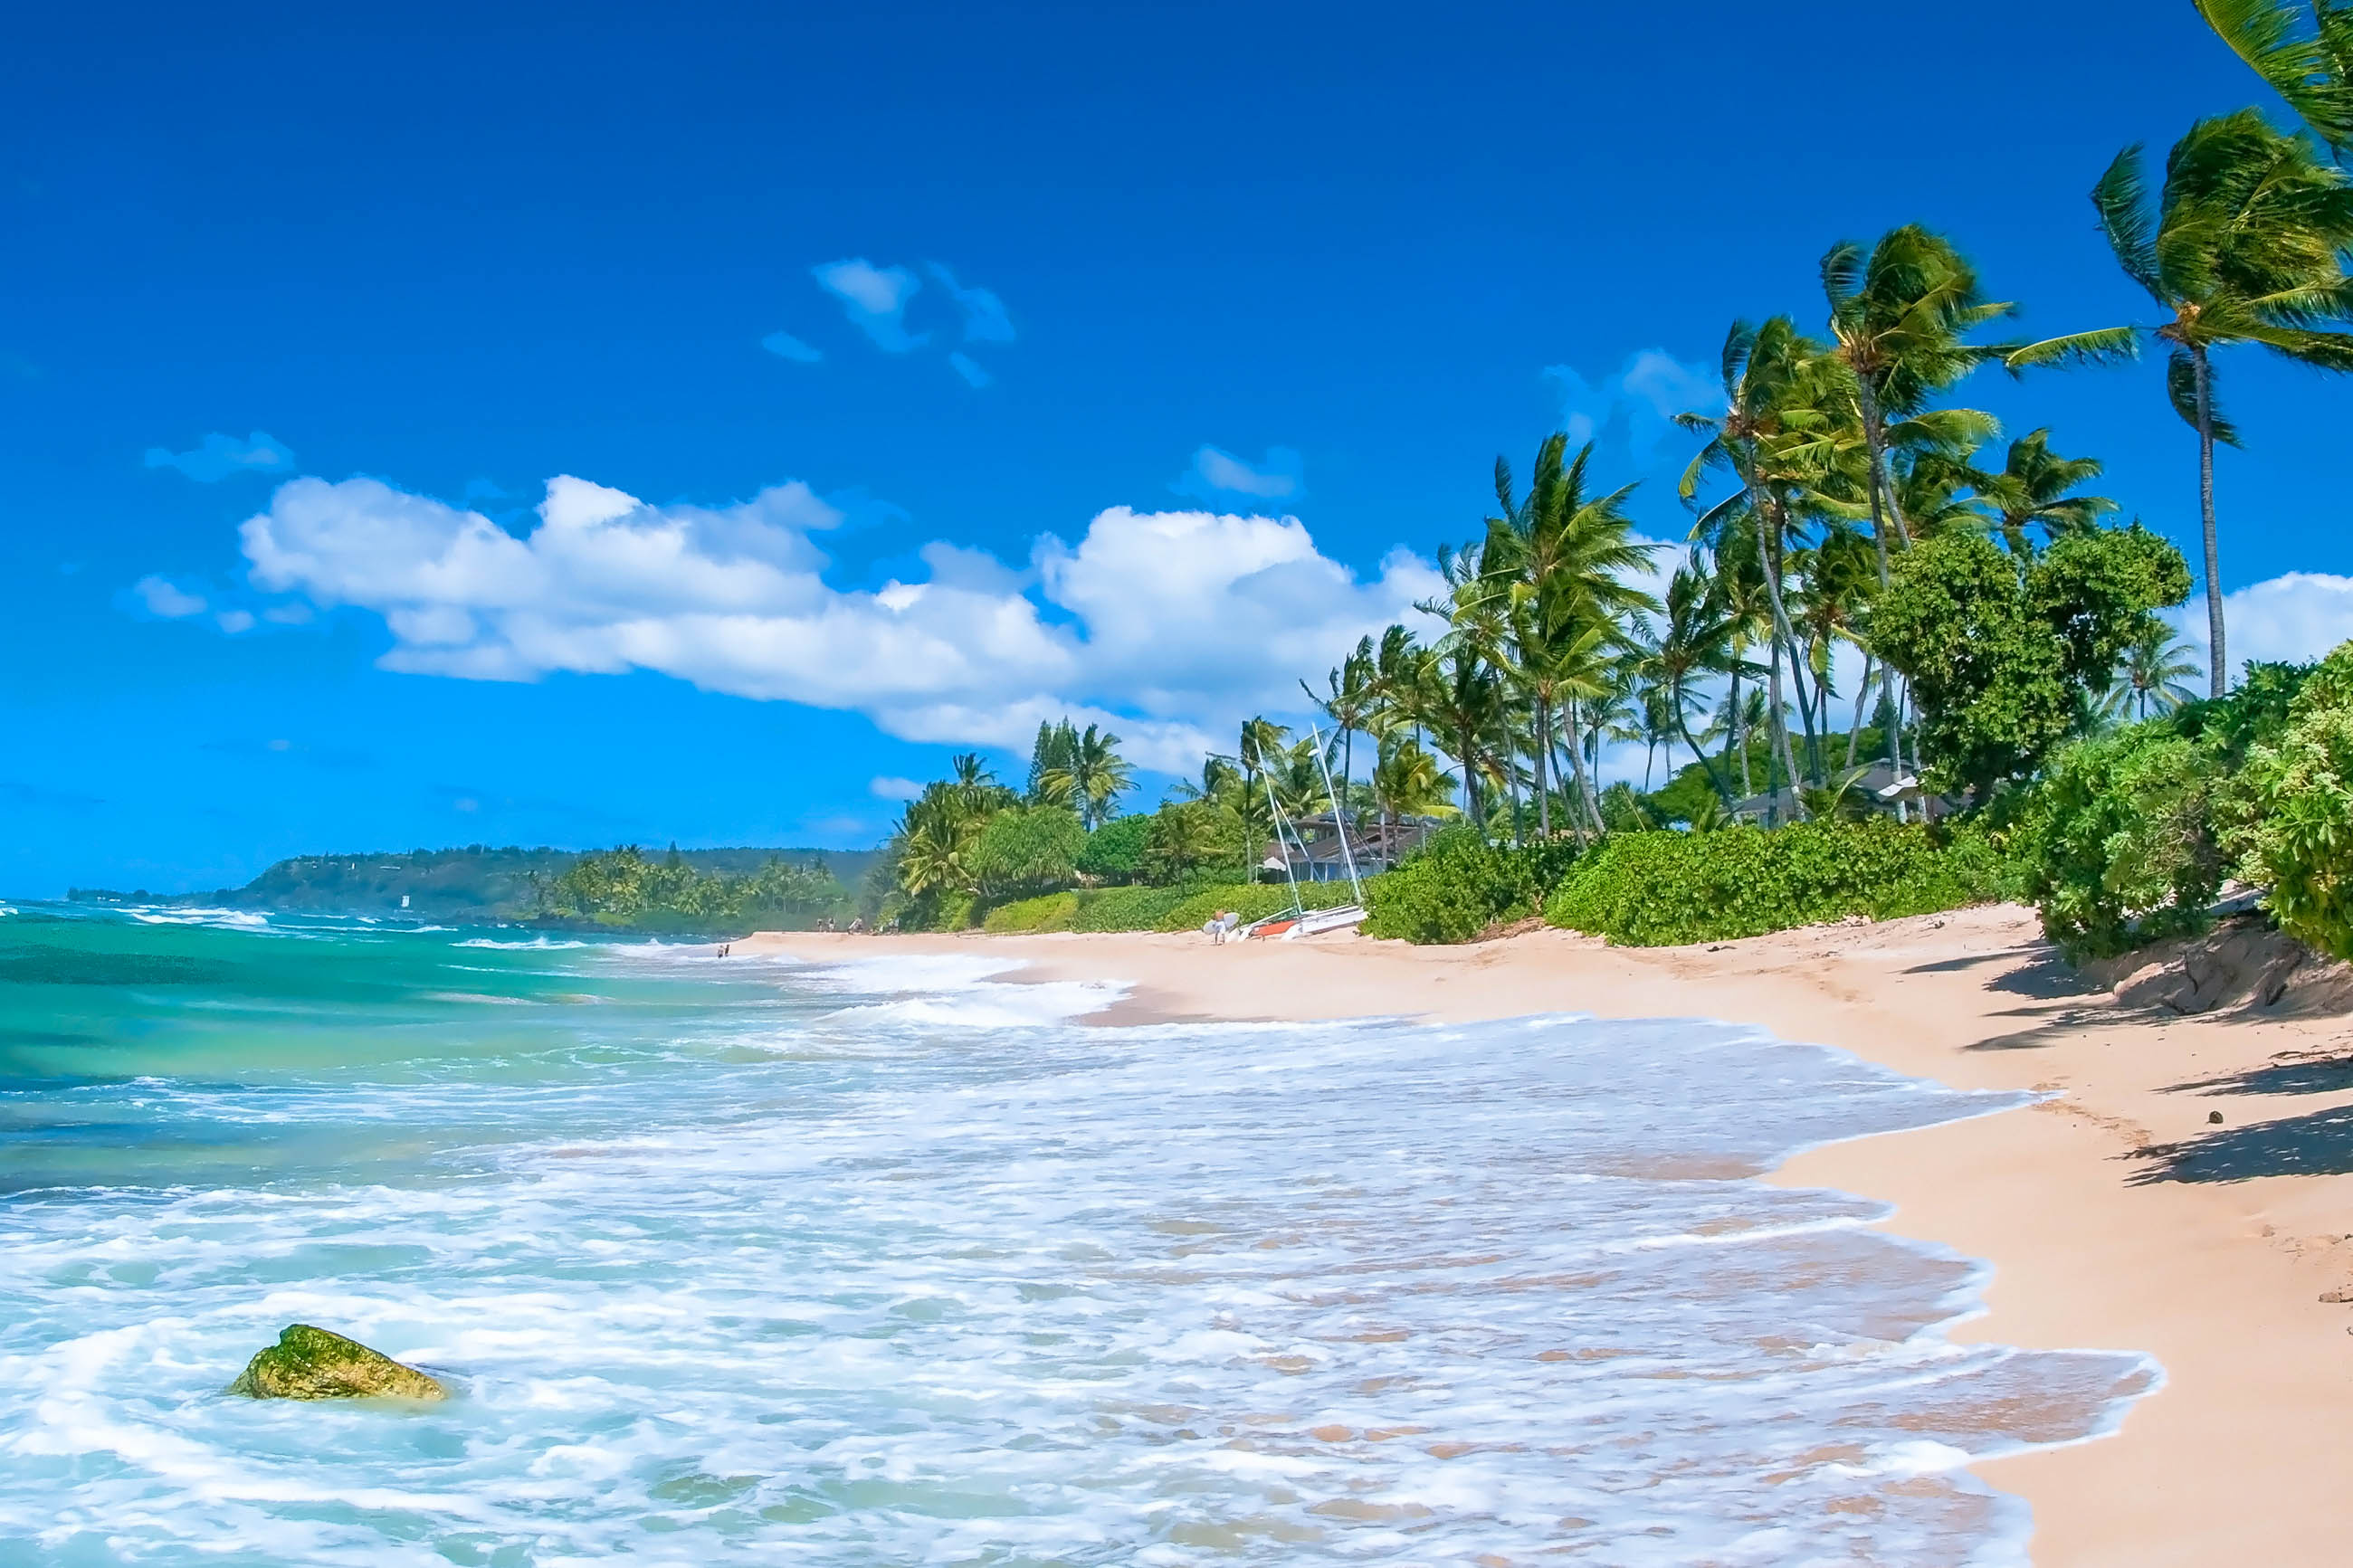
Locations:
745;908;2353;1567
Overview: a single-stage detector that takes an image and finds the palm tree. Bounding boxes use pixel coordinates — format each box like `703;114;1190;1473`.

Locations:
1631;564;1740;810
1480;434;1659;839
2196;0;2353;155
1369;733;1456;864
2008;110;2353;696
2105;629;2205;720
1977;429;2118;555
1679;317;1824;815
1038;723;1132;829
1302;637;1380;818
1820;225;2015;578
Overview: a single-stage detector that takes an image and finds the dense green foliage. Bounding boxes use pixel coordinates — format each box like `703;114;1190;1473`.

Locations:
2012;656;2318;958
2233;646;2353;961
968;806;1084;902
981;891;1081;933
1362;825;1582;944
1075;813;1151;882
75;843;875;927
1546;822;2005;947
549;847;852;932
2017;727;2227;959
1872;527;2190;800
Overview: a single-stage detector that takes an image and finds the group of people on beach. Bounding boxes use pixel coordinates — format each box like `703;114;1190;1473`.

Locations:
810;916;867;934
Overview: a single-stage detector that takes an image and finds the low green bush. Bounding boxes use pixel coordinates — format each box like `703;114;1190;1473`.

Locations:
981;891;1079;933
2234;643;2353;963
1069;884;1195;933
1546;821;2002;946
1364;825;1586;945
2017;725;2224;960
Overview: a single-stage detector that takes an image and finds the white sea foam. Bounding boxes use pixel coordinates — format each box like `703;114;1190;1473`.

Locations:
126;907;272;929
0;954;2158;1566
452;936;595;950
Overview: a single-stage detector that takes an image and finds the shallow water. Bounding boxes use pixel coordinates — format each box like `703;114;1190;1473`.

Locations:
0;904;2155;1565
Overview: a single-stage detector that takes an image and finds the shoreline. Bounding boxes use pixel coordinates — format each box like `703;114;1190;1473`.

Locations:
744;907;2353;1566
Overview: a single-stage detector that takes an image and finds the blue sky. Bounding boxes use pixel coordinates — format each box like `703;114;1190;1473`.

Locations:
4;0;2348;898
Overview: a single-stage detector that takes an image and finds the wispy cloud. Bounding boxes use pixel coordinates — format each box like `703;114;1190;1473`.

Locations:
1542;350;1719;472
130;575;208;617
1174;445;1303;501
144;430;295;482
761;330;823;364
870;775;925;801
948;351;993;388
812;259;927;352
928;262;1015;343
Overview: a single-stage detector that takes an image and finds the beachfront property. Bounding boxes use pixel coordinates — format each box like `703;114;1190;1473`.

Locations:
1262;812;1440;881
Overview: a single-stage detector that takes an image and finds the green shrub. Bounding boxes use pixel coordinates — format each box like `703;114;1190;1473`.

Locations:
1076;814;1152;882
2017;724;2225;960
981;891;1080;933
2234;643;2353;962
1364;825;1586;945
1546;821;2002;946
1069;884;1195;933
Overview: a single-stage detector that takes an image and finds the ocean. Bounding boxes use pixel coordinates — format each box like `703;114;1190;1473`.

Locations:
0;903;2155;1565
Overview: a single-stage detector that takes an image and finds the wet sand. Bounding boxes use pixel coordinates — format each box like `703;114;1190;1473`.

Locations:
743;907;2353;1566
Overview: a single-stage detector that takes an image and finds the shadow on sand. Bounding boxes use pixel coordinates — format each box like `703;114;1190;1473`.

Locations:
2128;1103;2353;1184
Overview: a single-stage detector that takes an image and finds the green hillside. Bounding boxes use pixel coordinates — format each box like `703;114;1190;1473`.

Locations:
70;843;878;928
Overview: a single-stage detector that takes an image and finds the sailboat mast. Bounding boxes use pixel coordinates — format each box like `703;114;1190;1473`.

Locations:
1308;722;1363;906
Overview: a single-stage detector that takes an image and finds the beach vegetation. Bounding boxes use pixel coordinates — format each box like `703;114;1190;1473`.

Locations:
2229;645;2353;960
1545;822;2006;947
548;846;852;932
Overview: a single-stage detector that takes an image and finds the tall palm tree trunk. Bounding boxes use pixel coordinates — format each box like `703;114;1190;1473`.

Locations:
2193;347;2227;699
1763;640;1802;825
1677;708;1735;810
1533;699;1555;841
1565;702;1603;837
1844;655;1876;773
1754;508;1809;819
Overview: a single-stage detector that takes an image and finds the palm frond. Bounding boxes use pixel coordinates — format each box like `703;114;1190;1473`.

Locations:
2092;146;2167;301
2167;348;2243;446
2003;325;2141;372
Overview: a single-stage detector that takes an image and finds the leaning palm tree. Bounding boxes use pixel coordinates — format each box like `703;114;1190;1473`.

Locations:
2104;628;2205;721
2007;110;2353;696
1977;429;2119;555
1679;316;1824;814
2196;0;2353;155
1820;224;2015;579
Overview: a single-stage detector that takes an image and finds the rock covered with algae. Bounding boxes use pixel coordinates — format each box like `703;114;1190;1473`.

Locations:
225;1324;447;1401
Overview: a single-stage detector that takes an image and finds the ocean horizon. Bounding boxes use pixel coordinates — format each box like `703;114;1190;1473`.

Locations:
0;903;2156;1565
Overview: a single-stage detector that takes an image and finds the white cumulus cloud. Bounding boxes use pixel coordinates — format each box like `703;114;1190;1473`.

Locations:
236;474;1444;772
2167;571;2353;678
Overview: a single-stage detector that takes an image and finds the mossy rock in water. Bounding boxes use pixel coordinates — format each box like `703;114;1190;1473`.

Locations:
226;1324;447;1401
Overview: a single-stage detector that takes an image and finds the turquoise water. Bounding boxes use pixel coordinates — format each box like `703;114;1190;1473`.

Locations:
0;903;2154;1565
